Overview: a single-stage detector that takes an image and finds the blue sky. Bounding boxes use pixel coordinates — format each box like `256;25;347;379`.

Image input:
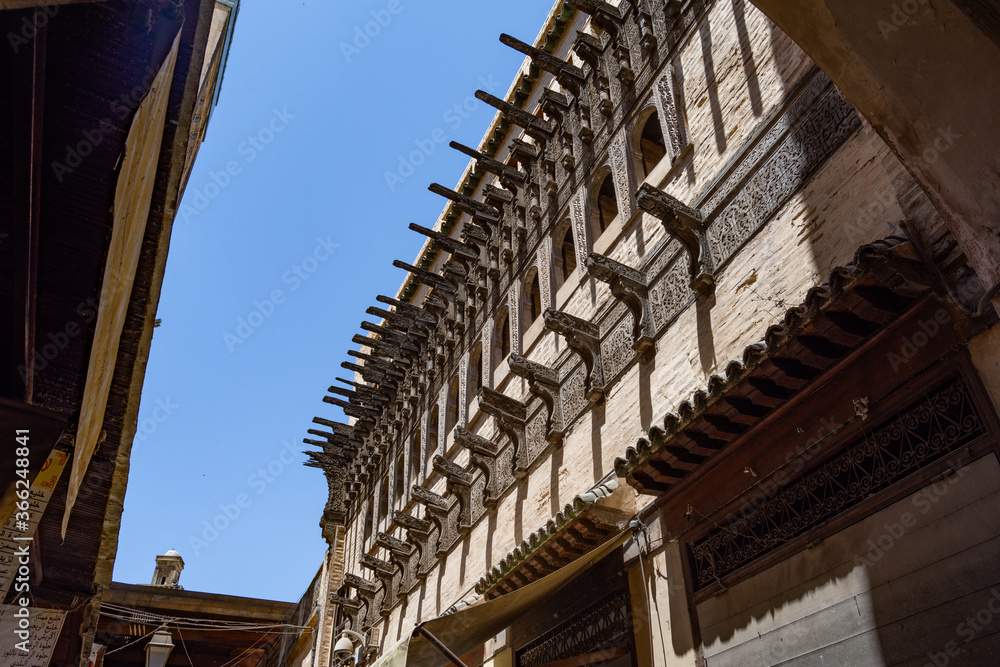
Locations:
112;1;556;603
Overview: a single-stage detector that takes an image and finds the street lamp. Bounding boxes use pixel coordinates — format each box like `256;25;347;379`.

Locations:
145;630;174;667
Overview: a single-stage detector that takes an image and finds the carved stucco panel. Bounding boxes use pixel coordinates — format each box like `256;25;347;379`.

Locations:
508;283;521;356
483;317;494;389
648;255;690;331
600;316;635;382
437;383;448;457
652;63;689;161
571;187;590;267
538;238;553;312
608;128;636;219
458;353;468;426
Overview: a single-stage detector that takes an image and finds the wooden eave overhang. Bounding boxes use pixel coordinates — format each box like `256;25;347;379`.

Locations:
1;0;228;660
97;583;297;666
614;237;949;497
474;478;627;600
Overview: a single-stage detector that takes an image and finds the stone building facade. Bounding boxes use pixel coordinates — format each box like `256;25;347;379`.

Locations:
290;1;1000;666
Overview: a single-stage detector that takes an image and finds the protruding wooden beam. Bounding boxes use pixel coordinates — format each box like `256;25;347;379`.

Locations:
564;0;625;34
449;141;527;189
376;295;437;325
499;33;586;92
427;183;500;227
408;222;479;261
475;90;555;141
392;259;458;293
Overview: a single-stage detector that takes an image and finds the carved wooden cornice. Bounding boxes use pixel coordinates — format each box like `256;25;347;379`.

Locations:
392;510;430;535
572;30;603;70
359;553;394;578
343;573;377;595
433;455;475;533
411;485;449;512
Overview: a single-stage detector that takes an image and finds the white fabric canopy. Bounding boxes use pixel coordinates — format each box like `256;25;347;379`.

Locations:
374;531;630;667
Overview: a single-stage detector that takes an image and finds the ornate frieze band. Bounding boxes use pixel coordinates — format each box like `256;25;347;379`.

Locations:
702;69;861;267
688;373;988;590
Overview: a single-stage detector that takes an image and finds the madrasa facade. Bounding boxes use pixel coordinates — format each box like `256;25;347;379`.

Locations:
279;1;1000;665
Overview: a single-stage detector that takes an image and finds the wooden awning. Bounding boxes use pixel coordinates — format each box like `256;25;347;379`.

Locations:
474;477;629;600
615;237;938;496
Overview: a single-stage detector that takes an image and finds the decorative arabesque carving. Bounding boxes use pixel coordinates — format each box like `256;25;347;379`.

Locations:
478;387;529;478
652;64;689;162
359;553;396;616
705;75;862;268
508;284;521;356
519;591;632;667
458;355;468;426
304;452;349;545
538;240;553;312
572;30;603;71
543;308;605;403
342;573;376;628
344;572;377;594
690;375;987;590
571;189;590;268
392;510;430;535
614;43;634;86
508;354;564;444
393;510;429;583
637;11;656;54
586;252;655;352
636;184;715;294
330;594;362;631
608;130;635;220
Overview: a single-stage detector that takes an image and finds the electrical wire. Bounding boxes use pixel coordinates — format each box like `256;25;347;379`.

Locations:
177;628;195;666
104;623;169;656
99;602;312;634
217;630;272;667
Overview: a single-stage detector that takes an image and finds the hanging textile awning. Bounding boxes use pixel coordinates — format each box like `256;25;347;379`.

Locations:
373;530;631;667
